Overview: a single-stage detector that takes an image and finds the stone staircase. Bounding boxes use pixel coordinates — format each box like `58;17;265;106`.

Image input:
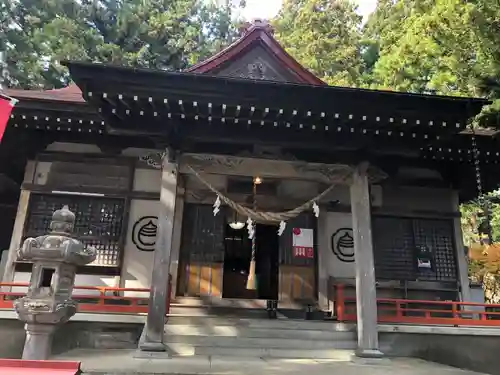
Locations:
164;305;357;359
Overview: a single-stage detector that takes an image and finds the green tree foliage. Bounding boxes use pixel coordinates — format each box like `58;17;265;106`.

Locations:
272;0;364;86
469;0;500;127
363;0;486;96
0;0;241;89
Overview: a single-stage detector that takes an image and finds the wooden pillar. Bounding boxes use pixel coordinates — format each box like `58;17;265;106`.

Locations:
169;176;185;300
451;191;471;302
350;163;383;358
3;189;30;283
139;149;178;352
317;204;331;312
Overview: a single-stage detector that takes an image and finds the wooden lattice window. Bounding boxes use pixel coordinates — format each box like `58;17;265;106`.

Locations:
372;217;416;281
23;193;126;267
372;216;457;282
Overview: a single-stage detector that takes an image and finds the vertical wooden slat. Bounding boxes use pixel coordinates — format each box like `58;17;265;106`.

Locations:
279;265;293;300
187;264;200;296
200;265;211;296
302;268;315;300
279;266;315;301
292;270;302;299
178;204;226;297
211;264;222;297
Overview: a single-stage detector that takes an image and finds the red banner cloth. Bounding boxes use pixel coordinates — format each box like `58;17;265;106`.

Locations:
0;96;16;143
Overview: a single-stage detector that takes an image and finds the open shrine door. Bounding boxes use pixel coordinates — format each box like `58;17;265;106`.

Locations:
176;203;226;297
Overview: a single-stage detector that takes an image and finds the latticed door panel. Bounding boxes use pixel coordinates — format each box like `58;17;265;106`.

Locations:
23;193;126;267
372;217;416;281
178;204;225;297
412;219;457;282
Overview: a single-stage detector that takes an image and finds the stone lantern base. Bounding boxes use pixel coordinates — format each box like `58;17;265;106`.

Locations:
22;323;58;360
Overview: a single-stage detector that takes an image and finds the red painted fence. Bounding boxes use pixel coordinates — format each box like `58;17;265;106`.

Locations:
0;359;80;375
334;283;500;327
0;275;171;315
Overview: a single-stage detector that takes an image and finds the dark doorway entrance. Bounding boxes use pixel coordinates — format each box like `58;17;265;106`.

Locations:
222;223;279;300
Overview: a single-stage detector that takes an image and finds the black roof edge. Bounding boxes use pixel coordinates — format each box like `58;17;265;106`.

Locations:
62;60;491;106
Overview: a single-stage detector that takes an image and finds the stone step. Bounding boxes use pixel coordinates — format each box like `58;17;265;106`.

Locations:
166;343;356;359
164;306;356;359
165;335;357;350
167;316;354;332
171;297;310;310
165;324;356;341
169;306;272;319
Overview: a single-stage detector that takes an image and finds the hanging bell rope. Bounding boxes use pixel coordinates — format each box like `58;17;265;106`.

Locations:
187;165;352;224
246;179;259;290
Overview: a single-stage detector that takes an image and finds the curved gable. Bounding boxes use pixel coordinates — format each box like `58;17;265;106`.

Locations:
186;20;325;85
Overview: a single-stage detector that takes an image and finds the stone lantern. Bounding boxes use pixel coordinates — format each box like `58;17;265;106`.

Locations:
14;205;96;360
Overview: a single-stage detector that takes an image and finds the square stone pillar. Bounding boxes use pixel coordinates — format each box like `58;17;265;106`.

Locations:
350;163;382;358
139;149;178;352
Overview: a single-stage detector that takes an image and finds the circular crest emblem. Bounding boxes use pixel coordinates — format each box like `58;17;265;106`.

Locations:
132;216;158;251
331;228;355;262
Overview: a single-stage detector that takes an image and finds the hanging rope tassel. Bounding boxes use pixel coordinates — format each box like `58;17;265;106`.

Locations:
246;258;257;290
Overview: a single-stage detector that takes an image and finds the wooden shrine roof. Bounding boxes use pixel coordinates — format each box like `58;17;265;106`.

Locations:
0;20;497;200
4;84;85;103
64;60;487;137
186;20;325;85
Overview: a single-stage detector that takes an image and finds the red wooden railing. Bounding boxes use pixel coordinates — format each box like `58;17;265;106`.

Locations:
0;275;172;315
333;283;500;327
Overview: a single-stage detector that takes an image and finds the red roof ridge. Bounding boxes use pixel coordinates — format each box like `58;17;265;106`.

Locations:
4;84;85;103
186;19;325;86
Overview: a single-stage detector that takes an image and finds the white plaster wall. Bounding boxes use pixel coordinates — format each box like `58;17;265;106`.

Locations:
133;168;161;193
319;212;355;279
120;199;158;297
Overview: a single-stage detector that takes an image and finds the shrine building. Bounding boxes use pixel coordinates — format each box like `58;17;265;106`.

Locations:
0;20;499;356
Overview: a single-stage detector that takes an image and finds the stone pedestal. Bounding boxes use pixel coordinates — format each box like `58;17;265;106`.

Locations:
22;324;57;361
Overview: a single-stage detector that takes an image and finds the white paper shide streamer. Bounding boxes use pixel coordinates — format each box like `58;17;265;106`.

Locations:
312;201;320;218
213;195;221;216
277;220;287;236
246;217;255;239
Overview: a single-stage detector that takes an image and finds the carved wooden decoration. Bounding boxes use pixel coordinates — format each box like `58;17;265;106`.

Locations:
215;45;299;83
179;153;387;184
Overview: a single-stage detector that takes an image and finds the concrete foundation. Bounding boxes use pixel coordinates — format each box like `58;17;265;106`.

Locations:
0;318;143;359
380;331;500;375
0;317;499;375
